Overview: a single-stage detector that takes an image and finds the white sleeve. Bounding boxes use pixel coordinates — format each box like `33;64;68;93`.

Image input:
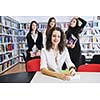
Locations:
42;29;46;48
40;48;48;70
65;48;75;69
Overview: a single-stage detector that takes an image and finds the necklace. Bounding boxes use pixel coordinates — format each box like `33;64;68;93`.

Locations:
53;49;59;65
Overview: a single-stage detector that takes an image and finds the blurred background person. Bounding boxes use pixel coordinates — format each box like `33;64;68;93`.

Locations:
42;17;56;48
65;16;87;70
26;20;43;61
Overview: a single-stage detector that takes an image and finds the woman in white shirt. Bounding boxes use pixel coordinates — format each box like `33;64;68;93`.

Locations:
40;27;76;80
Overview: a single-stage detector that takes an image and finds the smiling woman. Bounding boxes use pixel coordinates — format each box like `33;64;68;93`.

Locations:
40;27;76;80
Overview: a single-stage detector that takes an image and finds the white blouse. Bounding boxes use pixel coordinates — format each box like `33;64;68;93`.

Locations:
42;29;46;48
40;47;75;72
31;33;38;53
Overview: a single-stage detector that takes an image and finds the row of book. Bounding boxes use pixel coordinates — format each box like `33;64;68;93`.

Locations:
0;28;27;36
2;16;19;29
86;20;100;28
80;36;100;43
0;52;19;63
82;28;100;36
18;37;26;42
2;27;18;35
0;45;19;57
0;35;20;43
0;35;13;43
0;53;12;63
81;43;100;50
19;43;28;49
18;30;26;36
0;44;14;52
0;57;19;72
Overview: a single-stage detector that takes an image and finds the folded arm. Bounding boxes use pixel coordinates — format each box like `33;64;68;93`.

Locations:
41;68;70;80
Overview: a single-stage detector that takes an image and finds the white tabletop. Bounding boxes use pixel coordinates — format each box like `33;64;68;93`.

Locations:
31;72;100;83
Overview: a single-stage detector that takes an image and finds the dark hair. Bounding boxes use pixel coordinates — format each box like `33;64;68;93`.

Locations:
67;18;82;38
46;27;66;54
46;17;56;36
28;20;39;34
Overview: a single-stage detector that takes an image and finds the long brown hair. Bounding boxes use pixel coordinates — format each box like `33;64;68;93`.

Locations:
28;21;39;35
46;17;56;36
46;27;66;54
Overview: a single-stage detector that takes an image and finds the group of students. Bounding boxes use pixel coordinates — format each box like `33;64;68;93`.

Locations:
26;16;87;80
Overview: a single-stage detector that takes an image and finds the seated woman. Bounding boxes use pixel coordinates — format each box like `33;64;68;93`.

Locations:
40;27;76;80
26;21;43;61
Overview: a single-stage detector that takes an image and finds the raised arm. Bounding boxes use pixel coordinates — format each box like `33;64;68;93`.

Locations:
78;17;87;28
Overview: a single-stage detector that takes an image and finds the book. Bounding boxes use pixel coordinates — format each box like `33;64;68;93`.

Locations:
0;44;4;52
67;34;77;45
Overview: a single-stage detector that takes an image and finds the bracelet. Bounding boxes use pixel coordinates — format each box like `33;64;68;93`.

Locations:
69;66;76;71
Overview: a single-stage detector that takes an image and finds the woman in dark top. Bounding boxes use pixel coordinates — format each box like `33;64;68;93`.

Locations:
65;16;87;70
26;21;43;61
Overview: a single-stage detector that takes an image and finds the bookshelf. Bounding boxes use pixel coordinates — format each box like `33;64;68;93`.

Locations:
80;20;100;61
0;16;19;74
38;22;68;32
18;23;29;62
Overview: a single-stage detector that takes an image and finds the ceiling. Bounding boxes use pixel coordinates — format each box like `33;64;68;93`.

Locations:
10;16;95;23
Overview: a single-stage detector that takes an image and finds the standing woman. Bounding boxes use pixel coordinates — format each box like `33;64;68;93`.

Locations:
40;27;76;80
42;17;56;48
26;21;43;61
65;16;87;70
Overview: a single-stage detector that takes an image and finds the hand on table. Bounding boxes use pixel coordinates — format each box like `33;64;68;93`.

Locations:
57;73;70;81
